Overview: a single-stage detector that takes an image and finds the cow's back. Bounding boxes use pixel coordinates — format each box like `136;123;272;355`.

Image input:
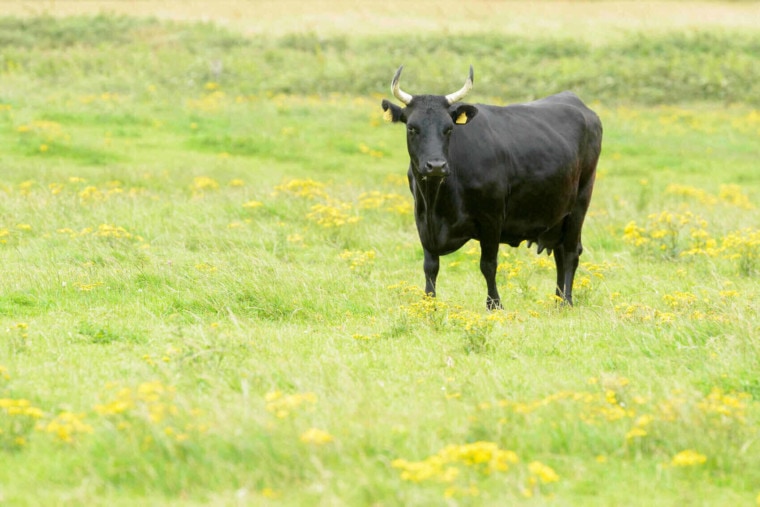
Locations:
448;92;602;242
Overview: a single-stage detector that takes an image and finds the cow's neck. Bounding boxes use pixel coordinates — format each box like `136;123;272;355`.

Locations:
412;175;460;250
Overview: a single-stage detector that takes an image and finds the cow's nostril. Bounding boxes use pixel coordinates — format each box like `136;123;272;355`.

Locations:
425;160;448;172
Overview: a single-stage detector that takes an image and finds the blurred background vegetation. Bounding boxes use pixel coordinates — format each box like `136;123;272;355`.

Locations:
1;14;759;105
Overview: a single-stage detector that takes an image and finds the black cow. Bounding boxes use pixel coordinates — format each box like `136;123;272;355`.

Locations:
381;66;602;309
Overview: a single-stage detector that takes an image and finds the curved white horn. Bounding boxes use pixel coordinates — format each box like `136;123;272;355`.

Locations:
445;65;474;105
391;65;413;105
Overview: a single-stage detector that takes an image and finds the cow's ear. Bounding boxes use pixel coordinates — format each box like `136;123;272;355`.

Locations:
451;104;478;125
381;99;406;123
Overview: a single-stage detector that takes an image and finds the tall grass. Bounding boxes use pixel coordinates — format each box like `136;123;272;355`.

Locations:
0;14;758;506
1;16;760;104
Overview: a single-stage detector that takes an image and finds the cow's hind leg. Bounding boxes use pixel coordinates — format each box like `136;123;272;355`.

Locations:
556;168;597;305
555;115;600;306
553;241;581;306
423;248;440;297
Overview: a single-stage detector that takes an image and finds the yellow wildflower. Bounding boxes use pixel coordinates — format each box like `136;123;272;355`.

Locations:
528;461;560;483
669;449;707;467
299;428;334;445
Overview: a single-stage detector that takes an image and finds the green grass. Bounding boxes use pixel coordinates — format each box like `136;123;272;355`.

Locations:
1;13;759;506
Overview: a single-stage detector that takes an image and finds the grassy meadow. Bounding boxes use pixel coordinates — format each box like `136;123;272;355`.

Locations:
1;6;759;506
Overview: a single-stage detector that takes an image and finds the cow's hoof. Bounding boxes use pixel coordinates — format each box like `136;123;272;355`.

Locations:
486;298;503;311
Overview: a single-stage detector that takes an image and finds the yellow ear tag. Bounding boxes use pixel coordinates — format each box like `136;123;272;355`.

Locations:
455;111;468;125
383;108;393;122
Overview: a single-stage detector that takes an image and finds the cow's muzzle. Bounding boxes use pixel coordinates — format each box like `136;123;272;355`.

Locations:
419;159;449;178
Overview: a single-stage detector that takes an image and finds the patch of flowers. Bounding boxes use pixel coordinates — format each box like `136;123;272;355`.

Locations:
56;223;149;250
95;381;208;444
389;281;522;352
392;441;560;499
666;449;707;467
479;380;753;459
358;191;412;215
339;249;376;274
623;204;759;275
623;209;710;258
307;199;361;228
39;411;93;444
273;178;328;200
191;176;220;197
0;398;45;450
264;391;317;419
299;427;333;445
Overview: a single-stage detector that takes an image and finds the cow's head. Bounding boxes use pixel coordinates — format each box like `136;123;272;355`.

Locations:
382;66;478;179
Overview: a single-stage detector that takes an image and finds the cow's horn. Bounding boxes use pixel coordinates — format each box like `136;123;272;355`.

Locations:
445;65;474;105
391;66;413;105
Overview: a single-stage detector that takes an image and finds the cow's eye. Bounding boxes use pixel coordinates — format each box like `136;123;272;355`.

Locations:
444;126;453;137
407;126;418;136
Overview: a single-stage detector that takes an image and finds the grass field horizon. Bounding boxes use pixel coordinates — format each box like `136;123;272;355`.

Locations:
1;4;759;506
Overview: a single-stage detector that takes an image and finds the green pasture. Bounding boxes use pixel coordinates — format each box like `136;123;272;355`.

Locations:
1;14;759;506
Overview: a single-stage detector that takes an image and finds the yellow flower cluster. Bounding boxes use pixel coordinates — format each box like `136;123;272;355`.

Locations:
0;398;45;418
485;381;752;456
624;203;759;274
391;283;523;350
299;427;333;445
697;388;750;422
497;389;633;424
358;191;411;215
186;90;227;113
264;391;317;419
9;178;130;200
393;442;562;499
39;411;93;443
95;223;136;239
358;142;384;158
55;224;148;250
339;249;376;272
666;183;754;210
392;441;519;483
718;184;755;210
625;209;710;256
74;281;104;292
242;200;263;209
719;228;760;276
661;291;698;309
307;200;361;228
274;179;365;228
668;449;707;467
273;178;328;200
96;381;178;422
194;262;218;273
519;461;562;498
0;398;45;449
95;381;206;444
16;119;69;144
191;176;220;196
665;184;717;205
401;293;448;330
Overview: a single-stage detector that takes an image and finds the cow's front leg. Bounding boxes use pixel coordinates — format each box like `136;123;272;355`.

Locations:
479;240;502;310
423;248;440;297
